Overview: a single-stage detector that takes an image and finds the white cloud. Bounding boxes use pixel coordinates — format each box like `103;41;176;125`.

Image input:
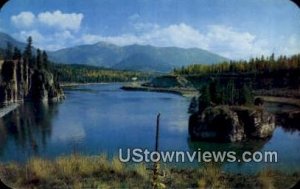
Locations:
205;25;270;59
37;10;83;31
11;10;83;50
80;23;207;48
11;11;35;28
128;13;140;22
280;35;300;55
10;10;299;59
81;23;300;59
19;30;45;43
78;23;272;59
15;29;75;50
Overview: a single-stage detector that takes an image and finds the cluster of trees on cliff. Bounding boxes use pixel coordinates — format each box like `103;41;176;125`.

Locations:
173;54;300;75
49;64;155;83
2;36;50;70
189;79;254;113
0;37;154;83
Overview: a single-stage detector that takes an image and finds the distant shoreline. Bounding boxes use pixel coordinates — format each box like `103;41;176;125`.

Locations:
61;82;300;108
121;83;199;97
60;82;109;87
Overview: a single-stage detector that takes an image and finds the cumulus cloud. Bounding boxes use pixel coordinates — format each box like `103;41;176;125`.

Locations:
280;35;300;55
37;10;83;31
11;11;35;28
205;25;269;58
19;30;45;43
11;10;83;31
82;23;300;59
16;29;75;50
11;10;83;50
81;23;207;47
10;10;299;59
79;23;273;59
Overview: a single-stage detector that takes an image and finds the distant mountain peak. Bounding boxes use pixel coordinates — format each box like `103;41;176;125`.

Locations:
0;32;228;72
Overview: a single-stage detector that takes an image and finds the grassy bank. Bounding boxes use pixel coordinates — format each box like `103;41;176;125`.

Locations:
0;154;299;189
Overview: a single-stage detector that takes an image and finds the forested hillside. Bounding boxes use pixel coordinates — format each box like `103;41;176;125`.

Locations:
174;54;300;93
49;64;156;83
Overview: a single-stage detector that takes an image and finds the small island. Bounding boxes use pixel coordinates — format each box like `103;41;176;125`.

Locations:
188;80;275;142
122;53;300;142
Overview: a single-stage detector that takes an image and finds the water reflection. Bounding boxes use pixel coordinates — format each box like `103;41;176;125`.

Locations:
187;137;270;169
188;138;270;157
0;84;298;173
0;101;61;159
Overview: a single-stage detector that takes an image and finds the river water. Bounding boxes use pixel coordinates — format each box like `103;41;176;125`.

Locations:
0;83;299;173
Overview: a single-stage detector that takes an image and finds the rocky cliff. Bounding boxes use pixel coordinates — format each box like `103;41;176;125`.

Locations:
189;106;275;142
0;59;64;104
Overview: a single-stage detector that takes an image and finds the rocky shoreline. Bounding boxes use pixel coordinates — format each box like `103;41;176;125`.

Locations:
189;105;275;142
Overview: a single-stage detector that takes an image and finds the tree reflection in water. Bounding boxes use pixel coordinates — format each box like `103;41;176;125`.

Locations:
0;101;61;159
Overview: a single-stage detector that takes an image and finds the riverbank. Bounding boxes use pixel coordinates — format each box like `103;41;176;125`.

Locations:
60;82;109;87
0;103;19;118
0;154;299;189
121;83;198;97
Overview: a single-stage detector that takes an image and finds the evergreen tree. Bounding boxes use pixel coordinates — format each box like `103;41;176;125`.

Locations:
226;80;235;105
24;36;33;66
198;85;211;112
36;49;43;69
5;42;13;60
13;47;22;60
42;50;49;69
238;84;253;105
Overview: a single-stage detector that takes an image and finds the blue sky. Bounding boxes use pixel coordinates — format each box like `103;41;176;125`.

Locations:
0;0;299;59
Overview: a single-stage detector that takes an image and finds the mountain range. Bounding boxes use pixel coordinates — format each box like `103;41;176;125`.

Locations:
0;32;228;72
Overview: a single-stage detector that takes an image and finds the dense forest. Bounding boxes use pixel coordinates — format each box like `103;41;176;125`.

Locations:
49;64;156;83
173;54;300;75
173;54;300;98
0;42;156;84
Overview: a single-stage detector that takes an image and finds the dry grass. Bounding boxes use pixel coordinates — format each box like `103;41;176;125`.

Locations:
257;169;275;189
198;163;228;189
0;155;299;189
28;158;55;180
111;156;124;174
133;163;149;180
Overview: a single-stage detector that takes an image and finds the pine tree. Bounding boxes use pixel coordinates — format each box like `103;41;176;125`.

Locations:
36;49;43;69
198;85;211;112
13;47;22;60
24;36;33;66
238;84;253;105
42;50;49;69
5;42;13;60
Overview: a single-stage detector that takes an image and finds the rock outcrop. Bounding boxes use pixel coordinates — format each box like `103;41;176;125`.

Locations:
0;59;64;104
189;106;275;142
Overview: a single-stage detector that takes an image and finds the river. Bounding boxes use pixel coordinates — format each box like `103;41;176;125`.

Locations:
0;83;299;173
